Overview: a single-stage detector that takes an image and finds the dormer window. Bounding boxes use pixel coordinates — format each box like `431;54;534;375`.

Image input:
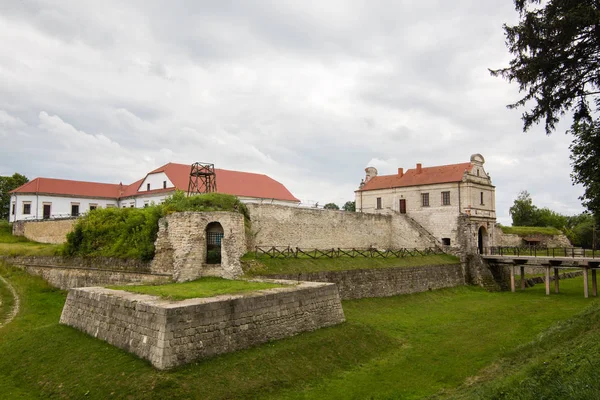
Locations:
147;183;151;191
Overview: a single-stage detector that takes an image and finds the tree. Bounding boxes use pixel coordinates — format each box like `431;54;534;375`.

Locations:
509;190;538;226
0;173;28;220
342;201;356;212
323;203;339;210
493;1;600;214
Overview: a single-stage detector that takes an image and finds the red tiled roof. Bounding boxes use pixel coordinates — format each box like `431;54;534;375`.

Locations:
359;162;473;191
10;163;300;202
148;163;300;202
10;178;122;198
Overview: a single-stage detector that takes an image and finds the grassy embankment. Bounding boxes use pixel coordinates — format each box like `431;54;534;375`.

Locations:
242;252;460;276
498;225;562;236
0;221;59;256
1;261;598;399
109;277;288;300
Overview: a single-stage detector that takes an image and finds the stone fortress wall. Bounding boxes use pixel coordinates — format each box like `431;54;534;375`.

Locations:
245;204;436;249
263;263;465;300
12;218;76;244
60;280;345;370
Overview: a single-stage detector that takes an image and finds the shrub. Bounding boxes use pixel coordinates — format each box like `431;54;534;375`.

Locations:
62;192;249;261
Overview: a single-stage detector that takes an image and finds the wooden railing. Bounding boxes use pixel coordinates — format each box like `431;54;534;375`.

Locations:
254;246;444;259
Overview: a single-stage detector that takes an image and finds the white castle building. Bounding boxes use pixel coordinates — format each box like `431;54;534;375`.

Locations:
8;163;299;222
355;154;496;249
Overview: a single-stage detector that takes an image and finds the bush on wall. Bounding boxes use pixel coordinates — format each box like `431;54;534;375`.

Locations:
61;192;249;261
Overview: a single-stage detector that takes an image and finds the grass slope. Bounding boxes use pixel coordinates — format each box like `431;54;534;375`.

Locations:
499;225;562;236
109;277;288;300
437;302;600;399
0;221;59;256
2;261;598;399
242;253;460;276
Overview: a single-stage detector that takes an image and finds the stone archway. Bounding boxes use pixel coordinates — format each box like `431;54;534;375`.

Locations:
478;226;488;254
205;222;224;264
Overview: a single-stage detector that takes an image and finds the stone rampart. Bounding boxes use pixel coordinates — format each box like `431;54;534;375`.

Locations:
12;219;76;244
246;204;434;250
260;264;465;300
1;256;166;289
60;280;345;369
495;228;572;248
15;265;170;290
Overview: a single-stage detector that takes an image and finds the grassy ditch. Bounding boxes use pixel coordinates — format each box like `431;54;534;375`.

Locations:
0;221;59;256
1;261;597;399
109;277;288;300
498;225;562;236
438;301;600;399
242;252;460;276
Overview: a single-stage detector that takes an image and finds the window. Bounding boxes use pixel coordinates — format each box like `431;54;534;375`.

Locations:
376;197;382;209
89;204;97;211
480;192;484;205
144;201;149;208
421;193;430;207
147;183;151;191
71;204;80;217
163;181;167;189
22;202;31;215
442;238;451;246
476;169;480;177
441;191;451;206
11;203;15;215
130;202;135;208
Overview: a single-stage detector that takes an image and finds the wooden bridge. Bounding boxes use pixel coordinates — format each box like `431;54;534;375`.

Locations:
481;247;600;298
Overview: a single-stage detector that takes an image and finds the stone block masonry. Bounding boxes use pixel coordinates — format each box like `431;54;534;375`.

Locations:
0;255;167;290
262;264;465;300
59;280;345;369
12;218;76;244
246;204;434;249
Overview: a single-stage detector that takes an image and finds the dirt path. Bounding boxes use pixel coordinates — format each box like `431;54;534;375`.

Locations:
0;275;20;329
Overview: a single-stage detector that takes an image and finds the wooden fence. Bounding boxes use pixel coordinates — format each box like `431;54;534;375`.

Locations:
254;246;444;259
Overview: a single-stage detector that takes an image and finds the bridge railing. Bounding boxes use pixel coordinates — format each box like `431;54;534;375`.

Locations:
483;246;598;258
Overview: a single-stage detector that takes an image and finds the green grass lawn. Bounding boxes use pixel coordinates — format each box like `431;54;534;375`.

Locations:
242;253;460;276
1;261;598;399
0;221;60;256
109;277;289;300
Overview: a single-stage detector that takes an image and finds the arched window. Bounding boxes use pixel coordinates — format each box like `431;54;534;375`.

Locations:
206;222;224;264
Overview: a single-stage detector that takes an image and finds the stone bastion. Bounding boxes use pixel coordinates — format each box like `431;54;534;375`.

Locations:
59;279;345;370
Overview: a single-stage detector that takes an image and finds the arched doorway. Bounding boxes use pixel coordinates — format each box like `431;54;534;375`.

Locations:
478;226;488;254
206;222;224;264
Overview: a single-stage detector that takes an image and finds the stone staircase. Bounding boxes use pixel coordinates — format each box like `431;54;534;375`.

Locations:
396;213;444;250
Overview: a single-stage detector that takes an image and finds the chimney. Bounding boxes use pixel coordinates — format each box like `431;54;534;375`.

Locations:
397;168;403;177
416;163;422;173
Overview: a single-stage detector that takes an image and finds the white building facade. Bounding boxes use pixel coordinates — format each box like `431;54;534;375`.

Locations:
9;163;300;222
355;154;496;249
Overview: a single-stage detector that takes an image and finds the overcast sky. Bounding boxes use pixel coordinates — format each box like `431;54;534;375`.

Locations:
0;0;586;224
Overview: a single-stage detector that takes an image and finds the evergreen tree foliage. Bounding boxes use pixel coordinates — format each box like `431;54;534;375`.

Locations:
493;1;600;215
323;203;340;210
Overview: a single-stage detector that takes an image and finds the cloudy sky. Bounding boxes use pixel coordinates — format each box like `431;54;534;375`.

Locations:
0;0;585;224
